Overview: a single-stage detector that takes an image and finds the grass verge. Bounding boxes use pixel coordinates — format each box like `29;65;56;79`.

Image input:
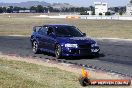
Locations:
0;55;131;88
0;13;132;39
0;57;81;88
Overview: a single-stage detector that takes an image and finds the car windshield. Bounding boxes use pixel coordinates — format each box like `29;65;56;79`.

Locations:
54;26;83;37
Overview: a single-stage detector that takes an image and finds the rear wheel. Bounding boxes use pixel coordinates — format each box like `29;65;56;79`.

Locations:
32;41;40;54
55;44;62;59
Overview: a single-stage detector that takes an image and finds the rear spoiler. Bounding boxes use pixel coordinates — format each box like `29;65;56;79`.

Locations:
33;26;42;32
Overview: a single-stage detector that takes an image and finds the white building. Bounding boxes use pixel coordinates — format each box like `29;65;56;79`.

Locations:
126;0;132;15
94;2;108;15
86;11;93;15
19;10;30;13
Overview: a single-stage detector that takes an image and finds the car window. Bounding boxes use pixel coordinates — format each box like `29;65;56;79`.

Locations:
55;26;83;37
38;27;48;35
47;27;54;35
34;26;42;32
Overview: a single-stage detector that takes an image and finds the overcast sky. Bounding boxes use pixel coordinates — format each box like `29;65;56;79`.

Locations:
0;0;130;7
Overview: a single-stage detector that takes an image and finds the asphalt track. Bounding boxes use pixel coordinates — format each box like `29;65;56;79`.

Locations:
0;36;132;77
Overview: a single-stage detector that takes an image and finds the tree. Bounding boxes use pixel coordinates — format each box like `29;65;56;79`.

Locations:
2;7;7;13
0;7;3;13
113;7;120;13
6;6;13;13
30;6;37;11
36;5;44;13
99;13;102;15
105;12;111;15
43;7;48;13
119;11;123;15
80;12;89;15
13;7;21;11
6;8;11;13
120;7;126;14
48;6;54;12
21;7;27;10
89;6;95;12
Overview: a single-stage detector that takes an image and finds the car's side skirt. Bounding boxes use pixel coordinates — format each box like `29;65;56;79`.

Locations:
40;48;55;54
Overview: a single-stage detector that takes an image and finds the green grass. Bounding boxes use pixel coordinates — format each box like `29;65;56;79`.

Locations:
0;13;132;38
0;57;81;88
0;57;130;88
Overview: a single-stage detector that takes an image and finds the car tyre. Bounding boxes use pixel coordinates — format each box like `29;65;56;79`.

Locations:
91;53;99;58
55;44;62;59
32;41;40;54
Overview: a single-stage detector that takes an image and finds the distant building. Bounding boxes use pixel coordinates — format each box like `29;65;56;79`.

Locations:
19;10;30;13
13;10;36;13
30;10;36;13
13;11;19;13
94;2;108;15
126;0;132;15
107;10;115;15
86;11;93;15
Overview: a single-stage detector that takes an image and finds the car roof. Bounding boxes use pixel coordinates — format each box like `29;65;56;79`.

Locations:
43;24;73;27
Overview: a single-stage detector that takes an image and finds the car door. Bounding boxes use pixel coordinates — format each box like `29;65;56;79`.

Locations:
37;26;48;49
46;27;56;51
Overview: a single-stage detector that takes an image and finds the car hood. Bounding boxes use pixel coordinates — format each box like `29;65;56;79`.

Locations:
57;37;96;44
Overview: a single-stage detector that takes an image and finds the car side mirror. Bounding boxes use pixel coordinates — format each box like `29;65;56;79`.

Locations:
33;27;36;32
83;33;86;36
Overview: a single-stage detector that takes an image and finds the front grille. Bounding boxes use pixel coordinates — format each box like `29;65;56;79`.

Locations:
79;44;91;49
79;49;91;55
70;49;78;54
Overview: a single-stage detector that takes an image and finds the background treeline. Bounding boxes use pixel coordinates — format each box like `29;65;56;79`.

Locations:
0;5;94;13
0;5;126;14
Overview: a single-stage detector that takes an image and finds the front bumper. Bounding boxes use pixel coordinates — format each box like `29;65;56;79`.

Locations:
61;46;100;56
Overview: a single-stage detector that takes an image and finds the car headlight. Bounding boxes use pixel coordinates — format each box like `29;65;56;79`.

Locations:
91;42;98;47
65;44;78;48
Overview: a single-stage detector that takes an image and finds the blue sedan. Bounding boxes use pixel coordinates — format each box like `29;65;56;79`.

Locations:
30;24;100;58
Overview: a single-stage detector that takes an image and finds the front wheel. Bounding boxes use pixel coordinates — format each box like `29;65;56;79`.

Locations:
92;53;100;58
55;44;62;59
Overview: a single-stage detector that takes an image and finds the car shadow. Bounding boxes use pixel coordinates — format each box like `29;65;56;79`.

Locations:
41;51;55;57
0;36;105;60
62;53;105;60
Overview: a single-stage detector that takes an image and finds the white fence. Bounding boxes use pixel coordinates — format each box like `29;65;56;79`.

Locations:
80;15;132;20
34;14;132;20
